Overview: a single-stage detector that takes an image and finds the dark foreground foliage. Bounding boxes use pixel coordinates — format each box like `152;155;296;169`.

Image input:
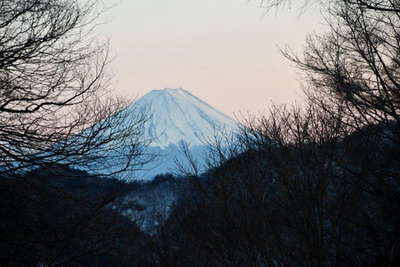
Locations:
0;167;154;267
1;123;400;267
151;122;400;267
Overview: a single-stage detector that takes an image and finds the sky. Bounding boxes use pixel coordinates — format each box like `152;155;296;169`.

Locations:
98;0;327;117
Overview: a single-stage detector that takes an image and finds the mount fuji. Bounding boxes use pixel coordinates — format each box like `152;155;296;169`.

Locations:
125;88;240;180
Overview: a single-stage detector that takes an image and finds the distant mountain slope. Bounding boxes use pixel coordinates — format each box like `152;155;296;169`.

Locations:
115;88;240;180
127;88;239;148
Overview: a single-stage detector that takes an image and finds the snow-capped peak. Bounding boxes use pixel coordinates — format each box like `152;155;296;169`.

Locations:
127;88;239;148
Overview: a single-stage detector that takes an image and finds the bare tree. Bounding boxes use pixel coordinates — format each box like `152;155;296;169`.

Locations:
0;0;149;178
0;1;155;265
139;1;400;266
257;0;400;12
282;2;399;126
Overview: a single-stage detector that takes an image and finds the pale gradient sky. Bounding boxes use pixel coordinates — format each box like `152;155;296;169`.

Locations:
98;0;327;116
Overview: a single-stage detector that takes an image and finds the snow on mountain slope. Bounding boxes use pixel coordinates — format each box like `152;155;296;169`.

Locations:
127;88;239;148
113;89;241;230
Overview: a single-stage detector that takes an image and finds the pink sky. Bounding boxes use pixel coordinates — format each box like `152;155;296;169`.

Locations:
99;0;326;117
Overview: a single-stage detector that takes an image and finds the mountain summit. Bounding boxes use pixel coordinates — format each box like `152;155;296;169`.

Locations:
128;88;239;148
120;88;240;179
